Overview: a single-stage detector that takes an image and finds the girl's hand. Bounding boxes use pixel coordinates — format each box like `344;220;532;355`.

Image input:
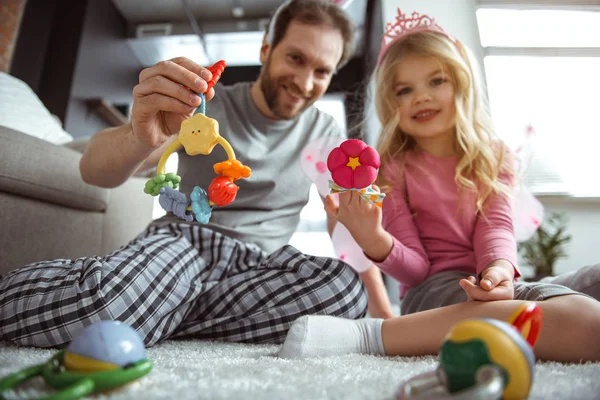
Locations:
459;260;515;301
324;186;393;262
324;189;382;249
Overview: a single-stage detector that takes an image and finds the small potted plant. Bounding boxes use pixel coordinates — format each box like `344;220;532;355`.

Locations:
518;212;572;281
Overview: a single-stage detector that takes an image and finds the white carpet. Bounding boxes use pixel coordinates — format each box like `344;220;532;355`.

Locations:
1;340;599;399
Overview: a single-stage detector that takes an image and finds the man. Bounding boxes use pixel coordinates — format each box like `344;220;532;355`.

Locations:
0;0;367;348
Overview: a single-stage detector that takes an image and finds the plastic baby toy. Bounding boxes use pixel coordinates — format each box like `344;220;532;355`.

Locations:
0;320;151;400
327;138;386;207
143;60;252;223
396;302;543;399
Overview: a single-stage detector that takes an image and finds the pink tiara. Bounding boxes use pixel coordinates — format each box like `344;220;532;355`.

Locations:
377;9;456;65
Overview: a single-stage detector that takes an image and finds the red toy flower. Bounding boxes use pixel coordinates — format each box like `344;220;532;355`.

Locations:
208;176;238;207
327;139;380;189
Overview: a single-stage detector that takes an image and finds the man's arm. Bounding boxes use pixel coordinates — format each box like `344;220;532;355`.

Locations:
80;57;216;188
133;136;179;177
80;124;177;188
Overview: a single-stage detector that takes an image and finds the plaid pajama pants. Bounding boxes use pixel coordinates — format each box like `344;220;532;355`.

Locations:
0;224;367;348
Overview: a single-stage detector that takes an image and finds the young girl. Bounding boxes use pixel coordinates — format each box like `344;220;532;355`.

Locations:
278;9;600;362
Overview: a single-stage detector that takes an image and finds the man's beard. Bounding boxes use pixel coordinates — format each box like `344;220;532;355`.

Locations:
260;58;313;120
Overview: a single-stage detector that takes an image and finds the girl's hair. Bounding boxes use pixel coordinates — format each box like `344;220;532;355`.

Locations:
374;31;514;212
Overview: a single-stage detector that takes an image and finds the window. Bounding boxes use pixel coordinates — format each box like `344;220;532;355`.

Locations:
288;184;337;257
476;3;600;197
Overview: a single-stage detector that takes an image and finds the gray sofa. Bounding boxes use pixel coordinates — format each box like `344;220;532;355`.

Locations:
0;126;154;275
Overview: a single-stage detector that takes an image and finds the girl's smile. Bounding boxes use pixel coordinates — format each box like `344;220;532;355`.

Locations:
412;108;441;122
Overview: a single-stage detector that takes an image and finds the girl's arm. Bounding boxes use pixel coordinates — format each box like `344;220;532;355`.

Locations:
367;184;430;288
473;181;520;279
359;266;396;319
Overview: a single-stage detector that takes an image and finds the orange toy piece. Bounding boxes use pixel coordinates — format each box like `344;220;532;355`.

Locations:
206;60;226;92
213;160;252;181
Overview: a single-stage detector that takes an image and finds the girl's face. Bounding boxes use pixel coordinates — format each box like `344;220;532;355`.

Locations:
393;54;456;155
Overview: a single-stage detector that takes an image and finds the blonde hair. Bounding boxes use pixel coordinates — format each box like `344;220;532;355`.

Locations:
374;32;514;213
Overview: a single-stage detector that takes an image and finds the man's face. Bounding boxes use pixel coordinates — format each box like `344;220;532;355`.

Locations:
260;20;344;119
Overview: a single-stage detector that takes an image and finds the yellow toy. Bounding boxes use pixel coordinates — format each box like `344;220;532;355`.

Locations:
143;60;251;223
396;303;543;399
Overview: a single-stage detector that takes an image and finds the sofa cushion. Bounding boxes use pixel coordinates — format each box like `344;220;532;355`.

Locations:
0;126;109;211
0;72;74;144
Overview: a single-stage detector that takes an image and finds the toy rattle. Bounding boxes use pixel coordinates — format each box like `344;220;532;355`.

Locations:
143;60;252;224
0;320;151;400
327;139;386;207
396;302;543;399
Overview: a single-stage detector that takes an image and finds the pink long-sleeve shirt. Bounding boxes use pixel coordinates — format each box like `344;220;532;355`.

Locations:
374;151;520;298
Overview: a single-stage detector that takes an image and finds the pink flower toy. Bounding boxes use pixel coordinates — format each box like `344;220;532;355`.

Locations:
298;138;385;274
326;139;385;207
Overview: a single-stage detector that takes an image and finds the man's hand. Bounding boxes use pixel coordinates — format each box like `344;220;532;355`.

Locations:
459;259;515;301
131;57;215;150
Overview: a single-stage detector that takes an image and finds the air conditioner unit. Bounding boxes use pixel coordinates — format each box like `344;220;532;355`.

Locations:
127;20;265;68
136;23;173;37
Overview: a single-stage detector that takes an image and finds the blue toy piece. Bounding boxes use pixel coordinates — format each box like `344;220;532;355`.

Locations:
66;320;147;369
190;186;213;224
159;187;194;222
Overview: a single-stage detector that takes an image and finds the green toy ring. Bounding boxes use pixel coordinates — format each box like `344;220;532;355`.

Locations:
0;350;152;400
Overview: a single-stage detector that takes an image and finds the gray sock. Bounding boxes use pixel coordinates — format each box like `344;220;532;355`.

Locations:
277;315;386;359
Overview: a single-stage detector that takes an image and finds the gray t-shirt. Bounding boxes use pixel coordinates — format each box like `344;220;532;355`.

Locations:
151;82;342;253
